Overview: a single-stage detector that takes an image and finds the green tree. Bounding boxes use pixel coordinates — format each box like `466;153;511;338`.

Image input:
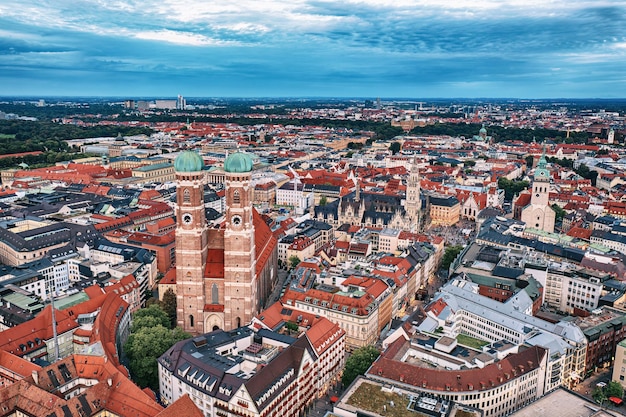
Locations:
288;255;301;270
576;163;598;186
593;386;606;403
389;141;401;155
441;245;464;270
605;381;624;399
525;155;534;169
546;156;573;169
342;345;380;387
131;303;170;332
551;204;566;222
124;324;190;390
498;177;530;201
464;160;476;167
373;125;403;142
319;195;328;206
160;288;177;329
285;322;299;333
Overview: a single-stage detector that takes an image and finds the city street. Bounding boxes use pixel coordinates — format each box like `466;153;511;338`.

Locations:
265;268;289;309
305;383;343;417
572;369;612;398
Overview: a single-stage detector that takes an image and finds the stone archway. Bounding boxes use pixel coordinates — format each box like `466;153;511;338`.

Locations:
205;313;223;332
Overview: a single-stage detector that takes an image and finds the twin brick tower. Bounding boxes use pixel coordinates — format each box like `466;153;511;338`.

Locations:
174;151;278;334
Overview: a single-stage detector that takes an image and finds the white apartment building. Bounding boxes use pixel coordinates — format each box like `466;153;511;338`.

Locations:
275;182;314;215
421;279;587;391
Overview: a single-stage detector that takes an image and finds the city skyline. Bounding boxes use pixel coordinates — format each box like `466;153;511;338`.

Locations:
1;0;625;99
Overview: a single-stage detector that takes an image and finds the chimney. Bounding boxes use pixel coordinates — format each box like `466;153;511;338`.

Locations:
107;378;112;387
32;370;39;385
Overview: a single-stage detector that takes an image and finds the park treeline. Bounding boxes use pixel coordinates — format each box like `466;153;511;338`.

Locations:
408;123;590;144
0;120;152;169
0;110;594;170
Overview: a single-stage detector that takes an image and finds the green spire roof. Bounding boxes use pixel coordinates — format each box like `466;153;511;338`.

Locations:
534;149;550;180
224;152;253;173
174;150;204;172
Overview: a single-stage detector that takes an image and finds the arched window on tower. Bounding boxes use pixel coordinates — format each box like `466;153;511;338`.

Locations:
183;189;191;204
189;315;194;327
233;190;240;205
236;317;242;328
212;284;219;304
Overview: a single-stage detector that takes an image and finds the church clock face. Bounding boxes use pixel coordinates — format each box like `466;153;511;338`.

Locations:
231;215;242;227
182;213;193;225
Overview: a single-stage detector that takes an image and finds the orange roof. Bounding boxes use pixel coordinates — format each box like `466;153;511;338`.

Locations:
253;302;287;330
95;293;130;368
253;208;278;277
566;227;593;240
0;151;43;159
160;267;176;285
425;298;449;317
0;305;78;357
515;191;531;208
281;278;383;316
0;350;40;379
103;274;139;297
205;248;225;278
305;316;345;355
84;284;105;299
139;189;162;200
156;394;203;417
371;338;546;393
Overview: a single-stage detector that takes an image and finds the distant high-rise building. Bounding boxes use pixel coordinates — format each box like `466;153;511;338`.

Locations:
136;100;150;111
155;99;177;110
177;95;186;110
124;100;135;109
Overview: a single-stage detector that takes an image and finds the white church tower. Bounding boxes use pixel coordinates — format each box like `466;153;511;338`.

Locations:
521;150;555;233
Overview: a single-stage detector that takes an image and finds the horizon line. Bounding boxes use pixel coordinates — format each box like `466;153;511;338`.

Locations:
2;96;626;102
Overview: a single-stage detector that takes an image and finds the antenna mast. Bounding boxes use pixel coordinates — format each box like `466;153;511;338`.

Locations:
49;283;60;362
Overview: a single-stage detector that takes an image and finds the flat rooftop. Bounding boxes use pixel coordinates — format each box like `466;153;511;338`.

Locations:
508;388;622;417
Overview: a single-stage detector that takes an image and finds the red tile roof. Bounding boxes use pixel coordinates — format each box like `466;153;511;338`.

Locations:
369;337;546;392
306;317;345;355
0;306;78;358
425;298;449;317
204;248;225;278
566;227;593;240
0;350;41;379
161;268;176;285
155;394;203;417
253;208;278;277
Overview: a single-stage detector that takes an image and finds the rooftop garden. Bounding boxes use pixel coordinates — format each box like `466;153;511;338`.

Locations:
456;334;489;350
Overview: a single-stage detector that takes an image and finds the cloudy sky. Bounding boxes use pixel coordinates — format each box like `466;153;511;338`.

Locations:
1;0;625;98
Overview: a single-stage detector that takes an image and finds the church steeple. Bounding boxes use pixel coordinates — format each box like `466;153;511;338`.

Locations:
174;151;209;334
406;157;421;229
223;151;256;330
521;143;555;233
